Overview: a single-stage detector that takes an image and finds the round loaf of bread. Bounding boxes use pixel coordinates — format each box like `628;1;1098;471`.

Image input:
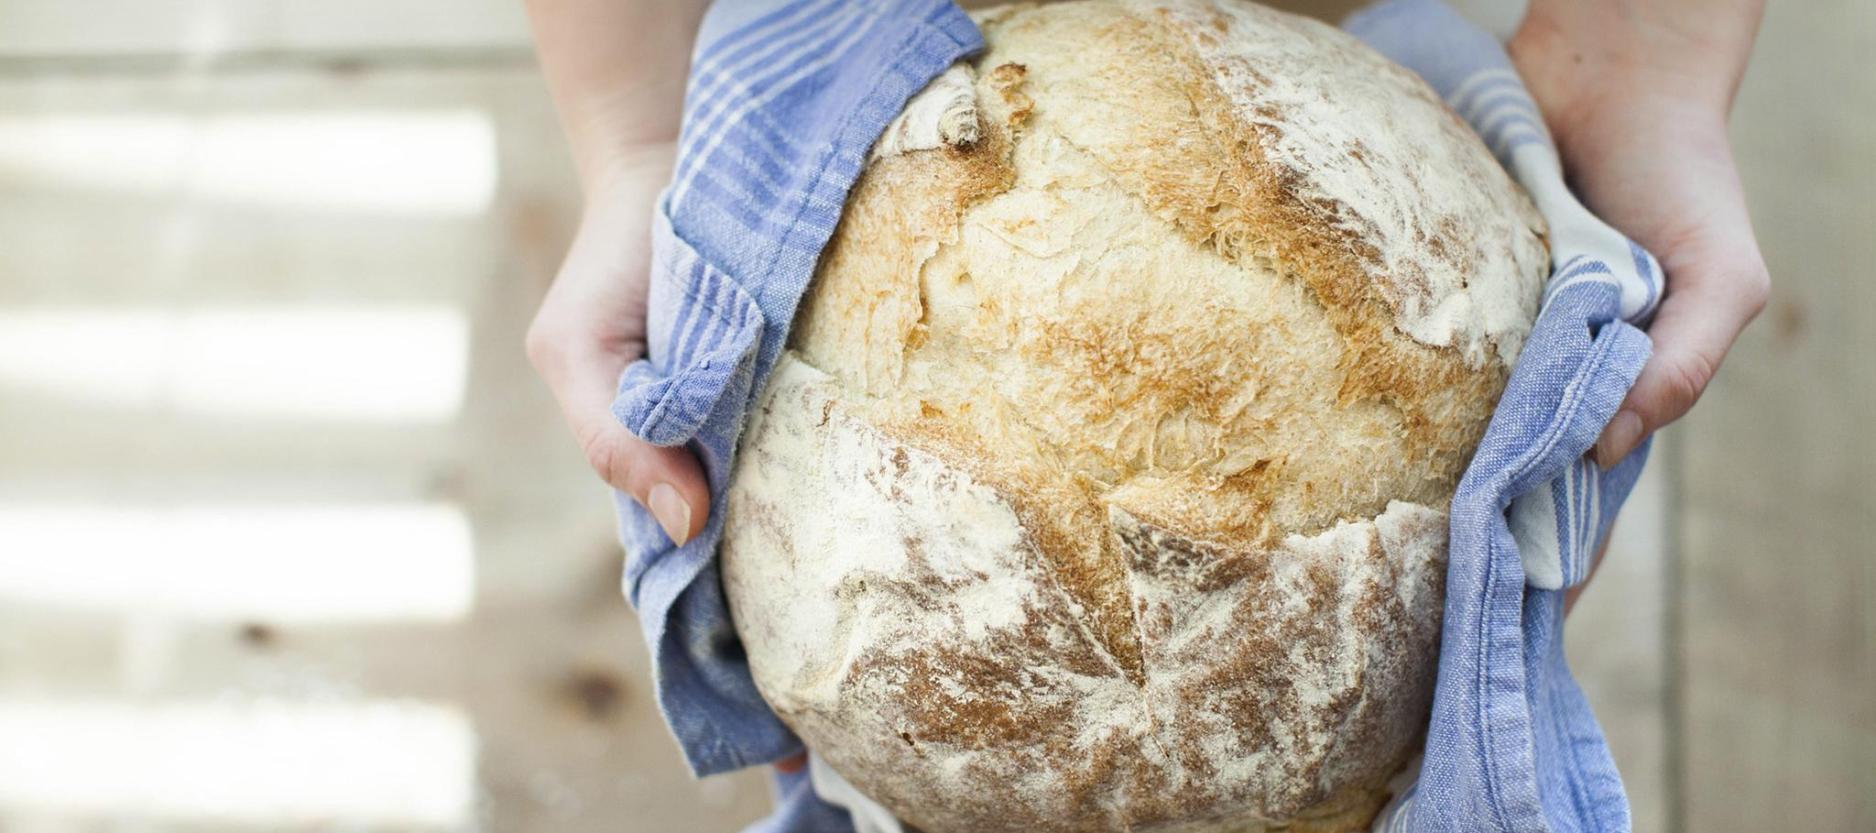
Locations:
720;2;1547;831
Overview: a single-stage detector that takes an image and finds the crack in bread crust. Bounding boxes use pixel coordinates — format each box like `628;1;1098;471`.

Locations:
724;360;1446;832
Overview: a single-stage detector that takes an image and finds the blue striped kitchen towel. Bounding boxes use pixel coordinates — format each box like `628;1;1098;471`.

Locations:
610;1;1662;831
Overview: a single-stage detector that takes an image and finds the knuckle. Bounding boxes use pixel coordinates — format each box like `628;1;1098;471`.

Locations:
1658;350;1718;415
578;428;630;487
1740;268;1772;317
523;318;559;374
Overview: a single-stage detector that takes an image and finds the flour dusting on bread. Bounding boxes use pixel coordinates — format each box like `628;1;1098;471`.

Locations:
723;3;1547;831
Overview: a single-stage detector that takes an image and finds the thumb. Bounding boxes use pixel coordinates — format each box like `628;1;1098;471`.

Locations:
580;414;712;547
530;337;711;546
1592;259;1768;468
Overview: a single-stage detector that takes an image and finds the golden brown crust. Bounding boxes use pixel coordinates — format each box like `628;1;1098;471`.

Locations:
726;2;1547;831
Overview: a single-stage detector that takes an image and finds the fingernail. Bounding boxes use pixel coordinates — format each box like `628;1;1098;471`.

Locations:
1594;410;1643;468
773;752;808;774
648;483;693;546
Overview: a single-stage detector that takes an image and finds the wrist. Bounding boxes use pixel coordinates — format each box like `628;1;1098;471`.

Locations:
1511;0;1762;123
581;141;678;210
526;0;704;194
1510;23;1738;180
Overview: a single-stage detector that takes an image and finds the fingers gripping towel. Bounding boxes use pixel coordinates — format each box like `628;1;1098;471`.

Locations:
613;1;1661;831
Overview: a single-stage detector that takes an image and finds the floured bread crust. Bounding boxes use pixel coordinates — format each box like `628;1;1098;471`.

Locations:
875;64;982;159
727;359;1447;832
722;2;1546;832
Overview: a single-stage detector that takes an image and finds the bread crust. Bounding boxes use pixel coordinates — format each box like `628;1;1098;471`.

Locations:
726;359;1447;832
722;2;1546;831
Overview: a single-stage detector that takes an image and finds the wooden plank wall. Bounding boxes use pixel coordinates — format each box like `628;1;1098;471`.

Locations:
1679;0;1876;829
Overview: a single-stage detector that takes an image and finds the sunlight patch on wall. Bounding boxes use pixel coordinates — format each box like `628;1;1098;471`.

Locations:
0;502;473;622
0;699;475;827
0;109;497;216
0;305;468;422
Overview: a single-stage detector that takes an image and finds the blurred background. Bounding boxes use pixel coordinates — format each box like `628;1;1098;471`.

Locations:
0;0;1867;831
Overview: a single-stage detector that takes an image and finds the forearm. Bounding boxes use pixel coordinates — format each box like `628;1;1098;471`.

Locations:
524;0;710;191
1517;0;1765;119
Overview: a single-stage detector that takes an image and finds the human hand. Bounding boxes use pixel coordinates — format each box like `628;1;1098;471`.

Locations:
525;146;709;546
1509;0;1769;468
